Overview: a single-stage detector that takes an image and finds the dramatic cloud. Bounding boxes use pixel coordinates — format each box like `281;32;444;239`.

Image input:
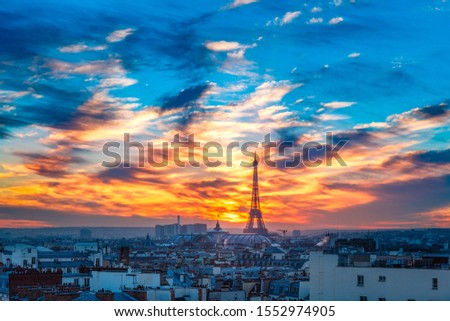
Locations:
410;103;449;119
412;149;450;164
1;1;449;229
96;167;167;185
323;175;450;228
0;115;28;139
184;178;238;199
386;101;449;133
15;152;84;177
382;149;450;168
331;130;374;145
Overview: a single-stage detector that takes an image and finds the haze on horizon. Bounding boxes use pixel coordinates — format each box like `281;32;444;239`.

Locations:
0;0;449;230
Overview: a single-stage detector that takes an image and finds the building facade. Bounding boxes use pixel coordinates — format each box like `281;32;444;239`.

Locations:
310;251;450;301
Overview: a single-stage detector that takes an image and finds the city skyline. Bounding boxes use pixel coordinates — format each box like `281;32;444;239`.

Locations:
1;0;449;230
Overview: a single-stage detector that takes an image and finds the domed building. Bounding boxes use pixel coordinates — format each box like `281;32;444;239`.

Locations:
208;219;229;244
223;234;272;249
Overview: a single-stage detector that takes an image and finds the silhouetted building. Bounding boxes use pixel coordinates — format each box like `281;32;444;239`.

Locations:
119;247;130;265
335;238;377;252
155;224;180;239
181;224;207;235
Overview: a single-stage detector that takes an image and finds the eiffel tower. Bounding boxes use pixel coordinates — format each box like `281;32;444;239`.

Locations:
243;154;269;235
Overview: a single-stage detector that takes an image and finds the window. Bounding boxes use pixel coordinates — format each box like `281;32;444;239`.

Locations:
360;296;367;301
74;278;79;286
84;278;90;287
378;298;386;301
31;257;36;265
432;278;438;290
378;275;386;282
23;259;28;266
357;275;364;287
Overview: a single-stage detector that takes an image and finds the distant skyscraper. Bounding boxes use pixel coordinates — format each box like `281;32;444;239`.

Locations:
243;155;269;235
181;224;207;234
155;224;179;239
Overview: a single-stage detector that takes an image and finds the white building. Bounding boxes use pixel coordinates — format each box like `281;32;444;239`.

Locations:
90;269;161;292
38;250;103;273
63;273;92;288
0;243;38;268
310;251;450;301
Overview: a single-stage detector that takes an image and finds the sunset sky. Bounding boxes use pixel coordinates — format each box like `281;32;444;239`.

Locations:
0;0;449;230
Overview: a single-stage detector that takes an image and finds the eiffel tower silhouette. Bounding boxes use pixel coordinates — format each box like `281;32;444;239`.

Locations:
243;154;268;235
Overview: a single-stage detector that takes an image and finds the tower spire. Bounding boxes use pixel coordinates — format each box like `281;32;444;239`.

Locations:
214;214;222;231
250;154;260;210
244;153;268;235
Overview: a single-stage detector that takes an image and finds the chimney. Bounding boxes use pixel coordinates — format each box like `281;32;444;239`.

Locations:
95;291;115;301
